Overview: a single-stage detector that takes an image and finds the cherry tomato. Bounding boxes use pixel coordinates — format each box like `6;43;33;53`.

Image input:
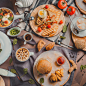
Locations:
67;6;75;15
0;13;3;16
38;27;42;32
4;20;8;24
45;5;49;9
58;0;67;9
47;24;51;28
59;20;63;24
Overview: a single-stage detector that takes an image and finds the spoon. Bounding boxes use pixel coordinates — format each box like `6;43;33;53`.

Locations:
69;15;79;34
24;16;34;31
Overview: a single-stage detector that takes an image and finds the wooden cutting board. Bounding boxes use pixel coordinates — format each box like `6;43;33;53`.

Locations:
33;51;70;86
30;4;65;37
0;76;5;86
75;0;86;14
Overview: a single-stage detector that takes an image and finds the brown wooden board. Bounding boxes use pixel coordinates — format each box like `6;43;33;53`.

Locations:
75;0;86;14
33;51;70;86
30;4;65;37
0;76;5;86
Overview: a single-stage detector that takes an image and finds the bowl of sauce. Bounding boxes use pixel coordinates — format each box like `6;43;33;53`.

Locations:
57;56;65;65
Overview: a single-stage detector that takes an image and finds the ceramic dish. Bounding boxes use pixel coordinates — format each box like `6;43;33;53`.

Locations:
0;31;12;65
0;7;24;28
70;17;86;37
33;51;70;86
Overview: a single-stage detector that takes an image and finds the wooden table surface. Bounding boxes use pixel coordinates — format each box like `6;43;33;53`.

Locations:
0;0;86;86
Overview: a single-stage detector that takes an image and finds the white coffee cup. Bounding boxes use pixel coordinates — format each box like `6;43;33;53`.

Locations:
23;32;33;45
15;47;34;62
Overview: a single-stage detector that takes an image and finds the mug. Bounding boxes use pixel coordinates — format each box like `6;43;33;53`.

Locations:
23;32;33;44
15;47;34;62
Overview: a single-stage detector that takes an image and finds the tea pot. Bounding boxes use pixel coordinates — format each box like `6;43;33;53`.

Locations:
15;0;33;8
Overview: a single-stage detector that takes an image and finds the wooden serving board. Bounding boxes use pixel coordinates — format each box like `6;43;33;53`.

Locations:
75;0;86;14
72;33;86;51
33;51;70;86
0;76;5;86
30;4;65;37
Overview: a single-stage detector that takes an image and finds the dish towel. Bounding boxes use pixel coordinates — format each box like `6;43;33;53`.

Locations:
9;36;77;86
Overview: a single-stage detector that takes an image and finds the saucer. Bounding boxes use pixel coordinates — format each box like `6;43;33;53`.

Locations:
70;17;86;37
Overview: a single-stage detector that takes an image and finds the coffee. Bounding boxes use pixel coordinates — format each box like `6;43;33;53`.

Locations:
25;34;32;41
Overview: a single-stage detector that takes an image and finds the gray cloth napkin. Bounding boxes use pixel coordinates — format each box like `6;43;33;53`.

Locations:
9;43;77;86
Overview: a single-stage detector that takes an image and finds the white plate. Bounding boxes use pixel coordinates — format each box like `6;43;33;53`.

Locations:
33;51;70;86
0;31;12;65
70;17;86;37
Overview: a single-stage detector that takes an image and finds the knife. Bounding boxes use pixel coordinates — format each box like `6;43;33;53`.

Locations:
0;68;16;77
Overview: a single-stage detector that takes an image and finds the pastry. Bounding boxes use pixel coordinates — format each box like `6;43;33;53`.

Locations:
46;42;55;50
37;40;46;51
75;40;86;49
83;0;86;3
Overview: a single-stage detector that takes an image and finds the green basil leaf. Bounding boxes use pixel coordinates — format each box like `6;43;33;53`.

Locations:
0;49;2;52
11;69;17;74
13;39;17;45
39;78;44;84
28;78;35;84
60;36;66;39
23;68;28;74
8;17;13;21
9;58;12;64
0;15;3;19
63;24;67;33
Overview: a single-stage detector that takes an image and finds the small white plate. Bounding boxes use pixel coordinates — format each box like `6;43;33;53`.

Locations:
70;17;86;37
0;31;12;65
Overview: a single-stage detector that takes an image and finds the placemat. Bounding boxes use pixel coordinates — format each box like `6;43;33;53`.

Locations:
8;36;77;86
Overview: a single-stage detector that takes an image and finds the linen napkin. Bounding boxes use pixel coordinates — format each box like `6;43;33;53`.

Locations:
9;42;77;86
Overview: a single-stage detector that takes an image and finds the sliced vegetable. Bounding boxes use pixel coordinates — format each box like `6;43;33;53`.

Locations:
1;22;4;26
58;0;67;9
63;24;67;33
60;36;66;39
47;24;51;28
0;15;3;19
0;10;2;13
45;5;49;9
59;20;63;24
39;78;44;84
67;6;75;15
38;27;42;32
8;17;13;21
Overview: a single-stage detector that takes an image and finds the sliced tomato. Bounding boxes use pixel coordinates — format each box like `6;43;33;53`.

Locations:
58;0;67;9
47;24;51;28
0;13;3;16
45;5;49;9
38;27;42;32
59;20;63;24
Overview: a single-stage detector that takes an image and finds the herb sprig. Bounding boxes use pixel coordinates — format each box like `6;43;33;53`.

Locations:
80;65;86;71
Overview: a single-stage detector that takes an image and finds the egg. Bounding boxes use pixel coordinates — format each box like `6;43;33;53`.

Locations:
2;13;11;25
38;9;47;18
